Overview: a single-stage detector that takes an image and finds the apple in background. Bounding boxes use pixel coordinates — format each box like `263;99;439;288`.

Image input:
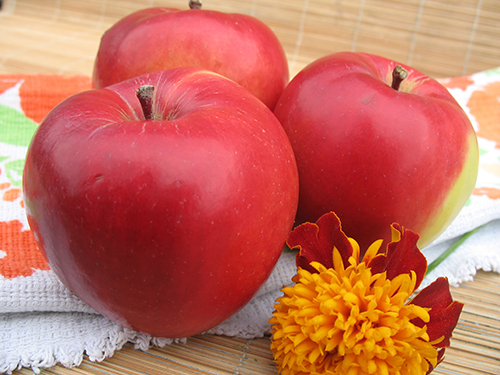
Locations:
274;51;479;253
92;1;289;110
23;67;299;338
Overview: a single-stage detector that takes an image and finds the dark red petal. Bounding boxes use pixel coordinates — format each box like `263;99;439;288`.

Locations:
426;348;446;375
287;212;353;273
410;277;464;347
367;223;427;290
411;277;453;309
436;348;446;364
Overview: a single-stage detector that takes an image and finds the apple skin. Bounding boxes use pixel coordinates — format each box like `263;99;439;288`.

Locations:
92;6;289;110
23;67;299;338
274;51;479;252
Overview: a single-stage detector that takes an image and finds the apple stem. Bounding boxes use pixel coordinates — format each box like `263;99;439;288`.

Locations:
189;0;202;9
136;85;155;121
391;65;408;91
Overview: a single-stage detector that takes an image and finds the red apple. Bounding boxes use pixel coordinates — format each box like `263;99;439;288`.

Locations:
274;52;479;252
92;2;289;110
23;67;299;338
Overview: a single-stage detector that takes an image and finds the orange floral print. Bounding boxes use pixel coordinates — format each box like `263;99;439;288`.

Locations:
440;74;500;201
0;181;23;205
467;81;500;146
2;188;22;202
466;81;500;200
473;187;500;200
0;75;92;280
0;220;49;278
440;76;474;90
0;75;91;123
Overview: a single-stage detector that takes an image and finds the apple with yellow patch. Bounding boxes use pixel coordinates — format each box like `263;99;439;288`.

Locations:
274;52;479;252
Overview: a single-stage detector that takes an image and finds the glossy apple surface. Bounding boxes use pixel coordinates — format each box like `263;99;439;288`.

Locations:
23;67;299;338
92;5;289;110
274;52;479;252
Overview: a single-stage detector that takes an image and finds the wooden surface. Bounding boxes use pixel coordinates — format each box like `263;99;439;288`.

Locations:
1;0;500;374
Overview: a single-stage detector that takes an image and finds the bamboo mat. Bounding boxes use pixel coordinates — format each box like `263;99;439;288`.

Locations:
1;0;500;78
1;0;500;374
9;270;500;375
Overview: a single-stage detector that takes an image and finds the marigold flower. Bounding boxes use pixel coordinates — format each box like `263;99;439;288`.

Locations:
270;212;463;375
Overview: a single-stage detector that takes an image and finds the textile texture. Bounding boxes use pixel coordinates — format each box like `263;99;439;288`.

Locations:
1;70;499;374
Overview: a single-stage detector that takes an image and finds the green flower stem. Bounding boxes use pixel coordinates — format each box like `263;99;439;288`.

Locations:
426;225;485;274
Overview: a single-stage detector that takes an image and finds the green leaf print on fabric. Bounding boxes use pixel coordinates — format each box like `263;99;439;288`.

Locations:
485;67;500;77
4;159;25;188
0;104;38;147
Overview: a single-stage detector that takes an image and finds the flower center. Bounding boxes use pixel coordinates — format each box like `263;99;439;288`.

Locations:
270;259;438;375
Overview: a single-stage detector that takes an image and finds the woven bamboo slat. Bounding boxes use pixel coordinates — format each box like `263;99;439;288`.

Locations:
1;0;500;78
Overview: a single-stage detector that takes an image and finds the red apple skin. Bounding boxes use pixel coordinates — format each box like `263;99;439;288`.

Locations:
92;7;289;110
23;67;299;338
274;52;479;252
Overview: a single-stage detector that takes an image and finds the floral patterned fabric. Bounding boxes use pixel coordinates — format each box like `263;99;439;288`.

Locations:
0;70;499;373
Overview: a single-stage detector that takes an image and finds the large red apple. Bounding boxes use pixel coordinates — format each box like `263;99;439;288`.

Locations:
274;52;479;252
23;67;299;338
92;2;289;110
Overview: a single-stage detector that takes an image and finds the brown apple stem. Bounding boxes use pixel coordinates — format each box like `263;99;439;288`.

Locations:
189;0;202;9
391;65;408;91
136;85;155;120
